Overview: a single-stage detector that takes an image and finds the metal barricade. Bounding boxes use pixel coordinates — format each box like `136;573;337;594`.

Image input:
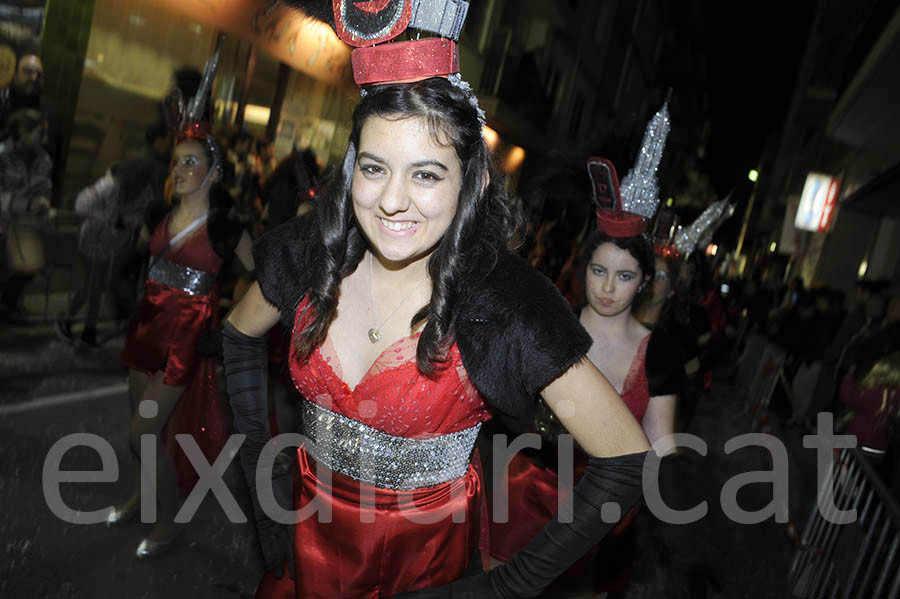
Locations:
789;447;900;598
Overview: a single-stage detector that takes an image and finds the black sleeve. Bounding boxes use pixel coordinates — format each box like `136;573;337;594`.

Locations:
222;322;294;577
646;328;686;398
395;451;648;598
252;212;315;327
144;196;169;234
456;251;593;420
208;199;245;264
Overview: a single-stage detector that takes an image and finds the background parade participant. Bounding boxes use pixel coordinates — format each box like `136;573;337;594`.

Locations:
490;108;683;595
223;2;650;597
107;42;254;558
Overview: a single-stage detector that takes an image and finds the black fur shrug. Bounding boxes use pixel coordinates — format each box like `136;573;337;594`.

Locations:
254;212;592;420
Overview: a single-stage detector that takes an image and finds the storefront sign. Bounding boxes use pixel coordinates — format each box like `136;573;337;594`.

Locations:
155;0;352;87
795;172;841;232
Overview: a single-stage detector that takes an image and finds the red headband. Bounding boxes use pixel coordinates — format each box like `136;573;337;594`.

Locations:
588;156;650;237
595;211;650;238
351;38;459;86
176;120;213;143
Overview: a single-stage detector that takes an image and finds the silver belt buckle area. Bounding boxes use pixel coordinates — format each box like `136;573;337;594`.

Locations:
148;257;216;296
301;400;481;491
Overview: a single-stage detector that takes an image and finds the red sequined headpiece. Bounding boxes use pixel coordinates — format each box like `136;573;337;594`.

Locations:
587;157;650;238
288;0;470;87
176;120;214;143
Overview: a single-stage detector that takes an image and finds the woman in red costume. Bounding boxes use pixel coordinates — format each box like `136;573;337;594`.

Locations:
489;116;683;596
106;46;255;557
220;2;650;598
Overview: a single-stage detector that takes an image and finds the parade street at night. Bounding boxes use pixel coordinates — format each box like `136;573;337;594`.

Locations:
3;0;900;597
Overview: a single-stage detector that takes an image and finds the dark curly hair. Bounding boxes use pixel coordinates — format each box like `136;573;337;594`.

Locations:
294;77;521;375
579;230;655;306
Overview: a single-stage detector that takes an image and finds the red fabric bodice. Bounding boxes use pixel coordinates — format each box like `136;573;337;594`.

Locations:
149;213;223;274
619;334;651;423
288;297;491;435
255;298;492;598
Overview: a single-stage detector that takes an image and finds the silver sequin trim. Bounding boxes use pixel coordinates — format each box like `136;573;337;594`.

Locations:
147;257;216;296
447;73;486;128
301;400;481;490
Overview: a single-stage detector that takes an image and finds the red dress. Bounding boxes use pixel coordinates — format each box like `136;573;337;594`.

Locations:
120;215;228;492
489;334;651;591
257;298;492;599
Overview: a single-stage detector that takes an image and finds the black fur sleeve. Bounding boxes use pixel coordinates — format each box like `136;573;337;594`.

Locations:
456;251;593;420
646;328;686;398
252;212;316;327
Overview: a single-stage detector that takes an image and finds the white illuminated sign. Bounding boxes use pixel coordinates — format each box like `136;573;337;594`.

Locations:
795;173;841;232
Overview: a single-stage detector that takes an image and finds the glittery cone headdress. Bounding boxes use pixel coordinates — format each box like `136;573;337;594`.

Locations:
595;100;671;237
674;195;735;257
166;38;224;164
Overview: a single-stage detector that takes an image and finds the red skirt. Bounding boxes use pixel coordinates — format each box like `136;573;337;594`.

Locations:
120;280;227;494
257;446;484;599
121;280;217;386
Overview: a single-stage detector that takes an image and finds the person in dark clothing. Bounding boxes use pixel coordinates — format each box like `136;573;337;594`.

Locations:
1;51;63;202
55;124;170;345
0;106;52;321
223;129;260;228
260;147;320;232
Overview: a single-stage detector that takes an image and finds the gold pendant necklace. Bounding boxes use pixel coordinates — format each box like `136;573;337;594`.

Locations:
368;253;427;344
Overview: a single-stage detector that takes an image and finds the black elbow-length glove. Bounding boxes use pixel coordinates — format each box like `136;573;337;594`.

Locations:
396;450;648;598
222;321;294;578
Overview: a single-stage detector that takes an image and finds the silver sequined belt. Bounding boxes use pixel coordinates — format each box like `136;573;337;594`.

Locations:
147;257;216;296
301;400;481;491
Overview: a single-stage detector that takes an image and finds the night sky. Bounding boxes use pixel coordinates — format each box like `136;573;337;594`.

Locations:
701;0;817;196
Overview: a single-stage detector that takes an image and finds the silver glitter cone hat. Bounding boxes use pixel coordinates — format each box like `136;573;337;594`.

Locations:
595;99;671;237
674;195;736;256
619;100;671;222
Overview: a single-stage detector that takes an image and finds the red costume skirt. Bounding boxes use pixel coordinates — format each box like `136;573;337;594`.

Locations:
489;452;636;594
120;281;227;493
257;446;485;599
121;280;218;386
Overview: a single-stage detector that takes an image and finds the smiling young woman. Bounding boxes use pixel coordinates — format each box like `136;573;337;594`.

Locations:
351;115;462;270
222;77;650;598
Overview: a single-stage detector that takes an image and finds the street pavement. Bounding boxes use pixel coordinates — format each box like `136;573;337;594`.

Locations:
1;314;817;598
1;317;264;598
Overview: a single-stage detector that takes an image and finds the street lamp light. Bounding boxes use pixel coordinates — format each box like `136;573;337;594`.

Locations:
736;168;761;258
